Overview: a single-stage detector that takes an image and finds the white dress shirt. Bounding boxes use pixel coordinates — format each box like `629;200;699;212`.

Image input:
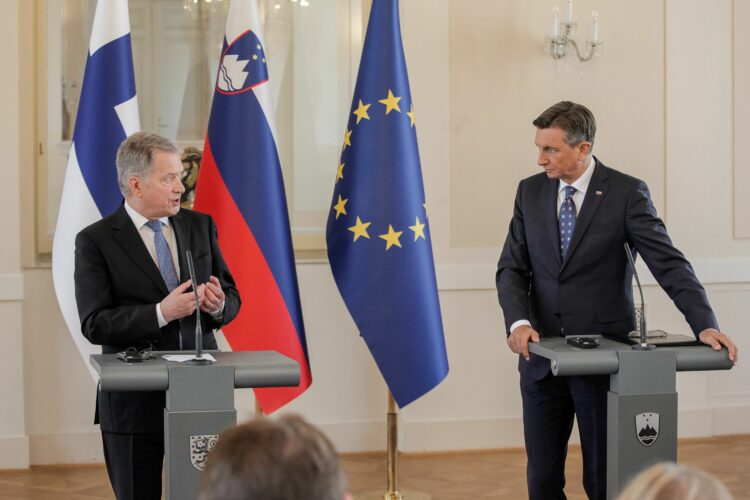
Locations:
124;201;179;327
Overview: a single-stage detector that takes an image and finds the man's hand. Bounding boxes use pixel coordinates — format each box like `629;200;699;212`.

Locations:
699;329;738;364
507;325;540;361
200;275;225;314
160;280;204;323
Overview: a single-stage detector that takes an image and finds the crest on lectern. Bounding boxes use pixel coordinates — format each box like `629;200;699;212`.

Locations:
635;412;660;447
190;434;219;471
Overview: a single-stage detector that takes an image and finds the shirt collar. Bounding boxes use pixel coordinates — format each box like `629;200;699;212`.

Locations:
123;200;170;230
559;156;596;195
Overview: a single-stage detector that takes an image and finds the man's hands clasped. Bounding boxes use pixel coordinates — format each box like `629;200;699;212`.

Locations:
160;275;225;323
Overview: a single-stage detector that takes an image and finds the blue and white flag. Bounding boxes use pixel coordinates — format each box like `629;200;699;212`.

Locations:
326;0;449;407
52;0;139;380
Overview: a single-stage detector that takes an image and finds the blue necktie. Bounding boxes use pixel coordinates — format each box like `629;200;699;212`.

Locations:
559;186;577;258
146;220;180;292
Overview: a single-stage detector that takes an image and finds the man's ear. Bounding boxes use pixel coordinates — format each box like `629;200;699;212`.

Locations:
579;141;592;158
128;176;141;197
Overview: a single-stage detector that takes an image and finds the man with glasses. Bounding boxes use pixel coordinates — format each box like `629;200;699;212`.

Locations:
74;131;241;500
496;101;737;500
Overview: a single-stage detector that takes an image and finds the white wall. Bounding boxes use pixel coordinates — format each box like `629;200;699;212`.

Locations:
0;0;29;470
0;0;748;468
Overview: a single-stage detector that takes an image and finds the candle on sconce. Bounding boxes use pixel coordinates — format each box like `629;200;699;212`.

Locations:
567;0;573;23
552;6;560;37
592;10;599;42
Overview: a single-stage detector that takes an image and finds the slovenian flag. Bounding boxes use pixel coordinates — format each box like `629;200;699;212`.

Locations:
52;0;139;380
193;0;312;413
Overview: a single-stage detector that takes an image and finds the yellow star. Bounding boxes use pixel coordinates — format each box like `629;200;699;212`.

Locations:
336;162;345;182
407;105;415;127
333;195;348;219
348;216;371;242
379;89;402;115
379;224;403;250
352;100;371;124
343;129;352;150
409;216;426;240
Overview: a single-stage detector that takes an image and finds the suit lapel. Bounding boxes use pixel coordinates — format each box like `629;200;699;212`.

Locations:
171;211;191;283
544;178;563;267
561;161;609;271
110;205;169;294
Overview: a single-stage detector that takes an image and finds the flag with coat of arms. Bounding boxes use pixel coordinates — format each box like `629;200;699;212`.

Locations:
193;0;312;413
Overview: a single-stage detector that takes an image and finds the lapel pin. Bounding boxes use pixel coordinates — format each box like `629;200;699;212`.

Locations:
595;190;603;196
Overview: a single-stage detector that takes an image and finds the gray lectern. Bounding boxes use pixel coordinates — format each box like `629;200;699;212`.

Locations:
528;337;733;499
91;351;300;500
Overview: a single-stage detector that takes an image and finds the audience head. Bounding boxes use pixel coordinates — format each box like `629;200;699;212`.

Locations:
197;414;351;500
617;462;733;500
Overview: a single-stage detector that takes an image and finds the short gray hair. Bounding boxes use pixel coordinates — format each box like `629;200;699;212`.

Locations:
197;414;348;500
533;101;596;148
116;131;180;197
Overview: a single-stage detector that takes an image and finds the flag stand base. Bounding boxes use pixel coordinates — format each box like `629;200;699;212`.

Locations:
353;393;431;500
354;490;430;500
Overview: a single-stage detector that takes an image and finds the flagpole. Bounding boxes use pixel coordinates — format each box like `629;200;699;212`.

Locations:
355;392;430;500
385;392;401;500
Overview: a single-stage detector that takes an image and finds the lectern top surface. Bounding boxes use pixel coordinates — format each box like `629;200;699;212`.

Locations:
90;351;300;391
528;336;733;376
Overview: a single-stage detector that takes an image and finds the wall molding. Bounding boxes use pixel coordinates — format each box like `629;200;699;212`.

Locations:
436;258;750;291
13;404;750;465
28;431;103;465
0;436;29;469
0;274;24;302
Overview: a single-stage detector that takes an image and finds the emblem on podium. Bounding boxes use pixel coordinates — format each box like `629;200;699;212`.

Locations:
635;412;660;447
190;434;219;471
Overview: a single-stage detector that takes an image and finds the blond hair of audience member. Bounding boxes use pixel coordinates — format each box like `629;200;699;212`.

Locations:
197;414;352;500
617;462;733;500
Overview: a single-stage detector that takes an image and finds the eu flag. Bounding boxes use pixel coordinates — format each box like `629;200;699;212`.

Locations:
326;0;449;407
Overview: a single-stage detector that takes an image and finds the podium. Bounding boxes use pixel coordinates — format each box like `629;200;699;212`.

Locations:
91;351;300;500
528;337;733;499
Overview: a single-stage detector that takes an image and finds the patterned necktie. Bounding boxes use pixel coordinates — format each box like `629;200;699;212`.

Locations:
146;220;180;292
559;186;577;258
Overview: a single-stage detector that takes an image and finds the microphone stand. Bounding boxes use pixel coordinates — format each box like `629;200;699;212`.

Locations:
185;250;212;365
624;243;655;351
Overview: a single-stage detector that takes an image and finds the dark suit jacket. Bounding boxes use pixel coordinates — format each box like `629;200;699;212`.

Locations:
74;204;240;433
496;158;718;380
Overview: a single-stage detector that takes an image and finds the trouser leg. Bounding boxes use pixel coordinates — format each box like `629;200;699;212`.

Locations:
521;374;575;500
101;431;164;500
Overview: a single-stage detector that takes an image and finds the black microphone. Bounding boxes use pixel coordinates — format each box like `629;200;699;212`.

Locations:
185;250;212;365
624;243;655;351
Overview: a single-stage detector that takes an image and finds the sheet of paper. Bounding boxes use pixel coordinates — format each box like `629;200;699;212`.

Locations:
162;353;217;363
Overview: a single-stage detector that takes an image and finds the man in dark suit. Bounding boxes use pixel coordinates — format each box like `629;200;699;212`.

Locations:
496;101;737;500
74;131;241;500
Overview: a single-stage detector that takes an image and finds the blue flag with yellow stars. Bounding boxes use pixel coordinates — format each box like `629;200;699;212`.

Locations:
326;0;449;408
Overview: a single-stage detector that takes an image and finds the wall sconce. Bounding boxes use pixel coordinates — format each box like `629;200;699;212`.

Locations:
545;0;603;63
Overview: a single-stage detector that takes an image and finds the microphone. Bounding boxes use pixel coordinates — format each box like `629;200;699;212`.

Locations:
624;243;655;351
185;250;212;365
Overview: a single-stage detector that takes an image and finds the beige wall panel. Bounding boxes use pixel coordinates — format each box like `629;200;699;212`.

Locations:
733;0;750;238
449;0;665;248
